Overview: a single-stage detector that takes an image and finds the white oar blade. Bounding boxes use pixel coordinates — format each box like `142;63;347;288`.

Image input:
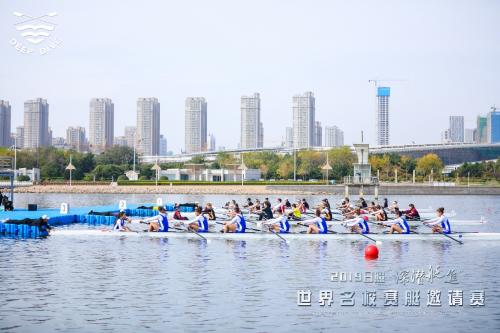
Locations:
376;241;383;245
47;12;57;16
286;240;290;244
14;12;23;16
207;239;211;243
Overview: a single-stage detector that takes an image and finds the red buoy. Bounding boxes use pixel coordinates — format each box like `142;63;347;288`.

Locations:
365;245;379;258
363;216;369;221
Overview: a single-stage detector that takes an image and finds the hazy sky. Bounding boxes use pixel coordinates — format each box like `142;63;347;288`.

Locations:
1;0;499;153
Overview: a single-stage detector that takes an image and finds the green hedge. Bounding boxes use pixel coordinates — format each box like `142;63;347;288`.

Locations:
117;181;332;186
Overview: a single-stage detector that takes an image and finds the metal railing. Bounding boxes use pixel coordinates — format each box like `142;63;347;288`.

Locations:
0;181;33;187
0;156;14;171
344;176;379;185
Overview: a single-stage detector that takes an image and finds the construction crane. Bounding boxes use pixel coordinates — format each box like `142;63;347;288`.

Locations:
492;104;500;111
67;139;109;153
368;78;408;145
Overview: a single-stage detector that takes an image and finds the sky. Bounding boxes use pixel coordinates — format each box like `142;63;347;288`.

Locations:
1;0;499;153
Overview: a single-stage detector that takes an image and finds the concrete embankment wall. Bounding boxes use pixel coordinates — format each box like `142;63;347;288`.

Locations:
266;185;500;195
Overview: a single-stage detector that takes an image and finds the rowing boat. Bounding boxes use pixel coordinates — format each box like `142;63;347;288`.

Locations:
50;229;500;241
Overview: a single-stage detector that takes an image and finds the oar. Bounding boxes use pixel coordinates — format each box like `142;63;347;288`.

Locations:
177;223;210;242
341;222;382;244
423;223;463;244
260;217;290;243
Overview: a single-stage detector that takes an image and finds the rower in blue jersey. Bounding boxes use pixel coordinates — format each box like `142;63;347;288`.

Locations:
424;207;451;234
181;206;209;232
141;206;169;232
341;209;370;234
299;209;328;234
113;211;132;232
379;210;410;234
221;207;246;233
262;209;290;233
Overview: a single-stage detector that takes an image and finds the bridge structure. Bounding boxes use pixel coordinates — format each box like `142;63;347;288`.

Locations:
141;142;500;165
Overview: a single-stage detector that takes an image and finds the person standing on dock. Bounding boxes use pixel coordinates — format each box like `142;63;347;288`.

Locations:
140;206;169;232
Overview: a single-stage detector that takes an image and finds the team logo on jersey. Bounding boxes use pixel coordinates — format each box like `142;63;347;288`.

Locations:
9;11;62;55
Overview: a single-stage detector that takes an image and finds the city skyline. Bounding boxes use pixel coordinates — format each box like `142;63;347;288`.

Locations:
2;2;496;153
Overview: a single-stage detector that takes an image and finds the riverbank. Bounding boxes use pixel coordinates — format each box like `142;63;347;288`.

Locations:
12;185;323;195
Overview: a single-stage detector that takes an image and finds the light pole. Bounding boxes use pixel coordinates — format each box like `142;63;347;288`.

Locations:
468;171;470;187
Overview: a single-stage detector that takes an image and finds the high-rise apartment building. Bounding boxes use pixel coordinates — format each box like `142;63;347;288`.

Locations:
207;133;216;151
376;87;390;145
16;126;24;149
285;127;293;147
465;128;476;143
160;134;167;156
67;126;87;152
184;97;207;154
486;111;500;143
314;121;322;146
441;129;451;143
325;126;344;147
476;116;487;143
241;93;262;149
124;126;137;148
137;98;160;156
89;98;114;154
24;98;49;149
114;136;128;146
0;100;11;147
449;116;464;142
293;91;315;148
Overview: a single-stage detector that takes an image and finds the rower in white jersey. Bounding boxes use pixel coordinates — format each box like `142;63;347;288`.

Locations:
180;206;209;233
262;209;290;233
423;207;451;234
113;211;132;232
379;210;410;234
140;206;169;232
299;209;328;234
341;209;370;234
220;207;246;233
272;198;285;214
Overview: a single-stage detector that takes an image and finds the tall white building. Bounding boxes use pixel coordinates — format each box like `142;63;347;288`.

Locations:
449;116;464;142
185;97;207;153
441;129;451;143
293;91;315;148
0;100;11;147
16;126;24;149
137;98;160;156
24;98;50;149
325;126;344;147
314;121;322;146
464;128;476;143
285;127;293;147
160;134;167;156
124;126;137;148
376;87;390;145
207;133;216;151
67;126;87;152
89;98;114;154
240;93;262;149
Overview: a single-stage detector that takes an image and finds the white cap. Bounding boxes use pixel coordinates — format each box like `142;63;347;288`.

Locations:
120;209;125;212
285;198;288;200
195;201;199;204
42;215;50;220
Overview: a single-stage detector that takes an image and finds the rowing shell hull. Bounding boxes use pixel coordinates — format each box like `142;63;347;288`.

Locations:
51;230;500;241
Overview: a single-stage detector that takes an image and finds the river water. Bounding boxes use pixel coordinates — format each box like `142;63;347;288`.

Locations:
1;193;499;332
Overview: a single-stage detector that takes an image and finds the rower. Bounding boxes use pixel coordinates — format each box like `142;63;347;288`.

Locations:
299;209;328;234
273;198;285;213
321;204;333;221
262;209;290;233
379;211;410;234
423;207;451;234
367;201;377;213
243;198;253;208
181;206;209;232
297;199;306;213
140;206;169;232
341;209;370;234
357;198;368;208
286;203;302;220
302;198;310;210
202;202;216;220
221;207;246;233
284;198;292;208
383;198;389;208
173;207;188;220
370;205;388;222
387;201;399;214
113;211;132;232
402;204;420;220
255;201;273;221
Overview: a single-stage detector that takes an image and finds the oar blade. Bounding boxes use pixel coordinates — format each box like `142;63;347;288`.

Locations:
14;12;24;16
47;12;58;16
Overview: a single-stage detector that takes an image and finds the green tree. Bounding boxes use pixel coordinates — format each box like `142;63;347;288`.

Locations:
187;155;207;164
417;154;444;176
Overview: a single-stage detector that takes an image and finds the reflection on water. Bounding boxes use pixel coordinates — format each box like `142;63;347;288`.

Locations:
0;193;499;331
